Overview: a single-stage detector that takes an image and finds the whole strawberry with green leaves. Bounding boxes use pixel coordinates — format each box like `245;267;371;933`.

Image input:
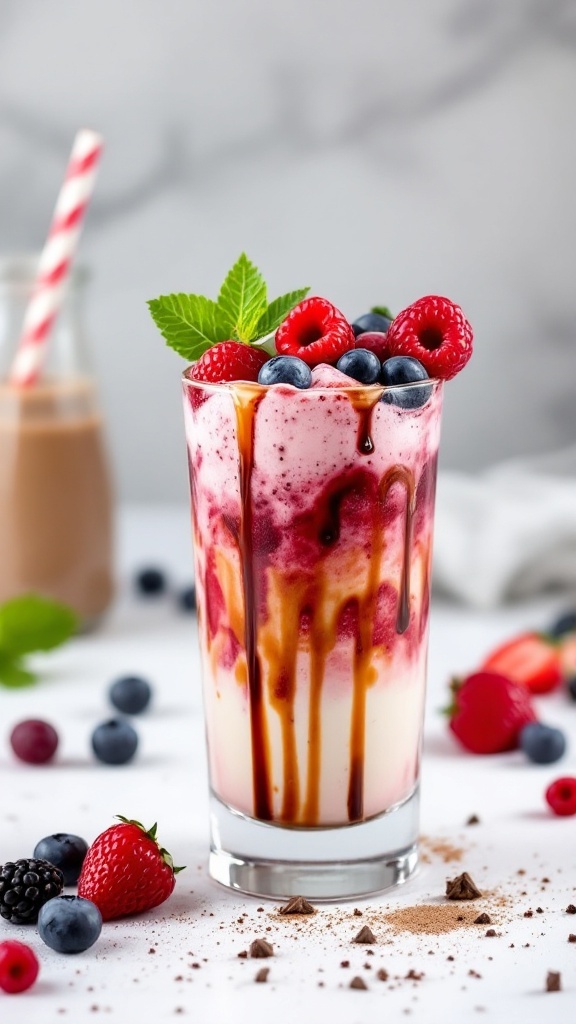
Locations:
77;817;184;921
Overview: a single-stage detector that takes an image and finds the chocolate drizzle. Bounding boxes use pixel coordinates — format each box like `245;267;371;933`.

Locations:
232;385;272;821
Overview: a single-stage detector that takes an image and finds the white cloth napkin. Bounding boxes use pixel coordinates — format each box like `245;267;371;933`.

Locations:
433;445;576;607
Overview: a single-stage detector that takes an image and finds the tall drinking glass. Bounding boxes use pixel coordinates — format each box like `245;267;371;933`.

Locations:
182;370;442;899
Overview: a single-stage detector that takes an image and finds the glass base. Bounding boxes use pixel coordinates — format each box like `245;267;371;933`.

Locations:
208;787;420;900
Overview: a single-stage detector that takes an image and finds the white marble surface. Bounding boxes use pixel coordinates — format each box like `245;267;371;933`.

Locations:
1;504;576;1022
1;1;576;499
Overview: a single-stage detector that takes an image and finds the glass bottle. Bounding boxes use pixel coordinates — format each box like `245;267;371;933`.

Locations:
0;255;115;628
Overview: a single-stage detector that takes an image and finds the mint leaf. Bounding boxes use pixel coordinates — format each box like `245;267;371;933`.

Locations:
217;254;268;342
0;654;37;688
0;594;77;657
371;305;394;319
253;288;310;340
147;294;230;360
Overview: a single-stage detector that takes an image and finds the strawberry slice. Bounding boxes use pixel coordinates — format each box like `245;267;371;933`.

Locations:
190;341;268;383
480;631;563;695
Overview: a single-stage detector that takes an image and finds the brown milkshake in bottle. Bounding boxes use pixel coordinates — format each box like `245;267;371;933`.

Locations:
0;258;114;628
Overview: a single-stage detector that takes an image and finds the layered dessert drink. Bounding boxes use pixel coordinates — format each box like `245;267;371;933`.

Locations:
150;256;473;895
183;371;442;827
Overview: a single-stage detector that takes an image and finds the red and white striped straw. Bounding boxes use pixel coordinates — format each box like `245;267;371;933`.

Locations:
9;129;103;386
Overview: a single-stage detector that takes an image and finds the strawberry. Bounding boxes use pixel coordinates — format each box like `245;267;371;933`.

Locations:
385;295;473;380
275;296;354;367
446;671;537;754
190;341;268;384
479;631;563;695
77;817;183;921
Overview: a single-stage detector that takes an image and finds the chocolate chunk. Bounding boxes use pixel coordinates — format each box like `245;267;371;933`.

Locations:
546;971;561;992
237;950;248;959
466;814;480;825
353;908;362;916
566;904;576;915
349;976;368;990
376;968;389;981
278;895;315;915
406;969;424;981
524;911;533;918
254;968;269;983
250;939;274;959
353;925;376;944
569;934;576;943
340;960;350;968
474;913;491;925
485;929;497;937
446;872;482;900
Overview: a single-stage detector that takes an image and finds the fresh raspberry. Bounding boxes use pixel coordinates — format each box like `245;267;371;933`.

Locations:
480;631;563;695
385;295;473;380
447;671;537;754
190;341;268;384
275;297;354;367
545;777;576;817
78;816;183;920
0;940;39;994
354;331;390;361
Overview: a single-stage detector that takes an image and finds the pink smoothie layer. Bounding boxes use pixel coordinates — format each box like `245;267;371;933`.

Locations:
183;372;443;828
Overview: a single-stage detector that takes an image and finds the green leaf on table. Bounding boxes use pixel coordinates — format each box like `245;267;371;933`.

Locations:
0;594;77;657
147;294;230;361
0;654;37;688
216;253;268;342
254;288;310;339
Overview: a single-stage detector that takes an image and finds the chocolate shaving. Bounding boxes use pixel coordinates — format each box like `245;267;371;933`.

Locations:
278;895;315;915
353;925;376;944
445;872;482;900
237;950;248;959
250;939;274;959
254;968;269;983
546;971;561;992
466;814;480;825
474;913;491;925
349;976;368;990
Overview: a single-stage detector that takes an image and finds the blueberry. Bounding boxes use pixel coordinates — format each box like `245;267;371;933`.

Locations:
547;609;576;638
336;348;380;385
33;834;88;886
109;676;152;715
38;896;102;954
178;584;197;613
258;356;312;389
519;723;566;764
91;719;138;765
352;312;392;337
568;676;576;702
380;356;432;409
135;568;166;595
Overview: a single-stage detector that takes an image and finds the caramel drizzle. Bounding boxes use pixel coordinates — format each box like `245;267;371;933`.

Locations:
232;385;272;821
348;388;380;456
347;464;415;821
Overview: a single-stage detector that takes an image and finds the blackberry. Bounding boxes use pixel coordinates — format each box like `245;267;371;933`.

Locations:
0;859;64;924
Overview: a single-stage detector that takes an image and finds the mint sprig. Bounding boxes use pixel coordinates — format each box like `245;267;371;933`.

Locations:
147;254;309;361
0;594;77;688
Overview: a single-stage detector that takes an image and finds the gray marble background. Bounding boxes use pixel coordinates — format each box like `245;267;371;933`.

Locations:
1;0;575;501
